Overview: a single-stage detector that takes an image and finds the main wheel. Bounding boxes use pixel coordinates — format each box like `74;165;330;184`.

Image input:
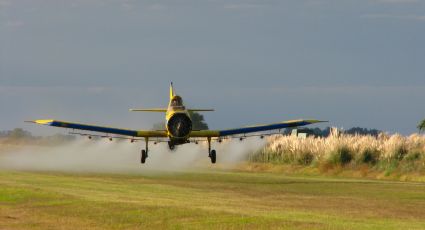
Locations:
141;150;147;164
168;141;176;151
209;149;216;164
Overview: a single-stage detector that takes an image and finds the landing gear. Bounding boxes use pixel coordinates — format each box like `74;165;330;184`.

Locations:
141;149;147;164
209;149;216;164
207;137;217;164
141;137;149;164
168;141;176;151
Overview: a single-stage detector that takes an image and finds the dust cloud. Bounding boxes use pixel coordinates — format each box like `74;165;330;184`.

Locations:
0;138;266;174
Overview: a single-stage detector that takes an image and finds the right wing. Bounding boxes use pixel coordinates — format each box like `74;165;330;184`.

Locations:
190;119;326;138
217;119;326;136
27;120;167;138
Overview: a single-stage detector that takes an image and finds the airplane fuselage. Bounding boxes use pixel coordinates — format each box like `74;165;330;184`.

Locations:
165;95;192;146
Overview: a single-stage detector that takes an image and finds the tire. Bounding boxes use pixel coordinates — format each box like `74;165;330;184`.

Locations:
210;150;216;164
141;150;147;164
168;141;176;151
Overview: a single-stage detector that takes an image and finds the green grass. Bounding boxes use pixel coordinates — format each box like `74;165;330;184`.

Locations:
0;170;425;229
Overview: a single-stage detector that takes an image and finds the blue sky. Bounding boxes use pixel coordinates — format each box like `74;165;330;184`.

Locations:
1;0;424;135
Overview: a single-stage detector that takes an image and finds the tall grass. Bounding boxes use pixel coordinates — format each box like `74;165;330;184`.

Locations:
249;132;425;173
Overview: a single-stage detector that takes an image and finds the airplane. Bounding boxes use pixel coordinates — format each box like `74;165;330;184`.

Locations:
27;83;326;164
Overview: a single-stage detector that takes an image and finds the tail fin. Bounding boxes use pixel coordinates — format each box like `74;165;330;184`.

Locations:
170;82;174;99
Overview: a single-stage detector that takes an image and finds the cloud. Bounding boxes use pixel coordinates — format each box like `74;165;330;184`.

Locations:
362;13;425;21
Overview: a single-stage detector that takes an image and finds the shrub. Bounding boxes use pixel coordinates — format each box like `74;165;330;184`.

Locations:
328;146;353;166
404;151;421;162
357;148;379;165
297;151;314;165
393;145;408;161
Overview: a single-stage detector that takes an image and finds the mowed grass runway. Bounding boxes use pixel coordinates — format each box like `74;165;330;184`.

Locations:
0;170;424;229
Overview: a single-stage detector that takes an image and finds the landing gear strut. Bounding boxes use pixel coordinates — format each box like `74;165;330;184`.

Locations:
141;137;149;164
207;137;216;164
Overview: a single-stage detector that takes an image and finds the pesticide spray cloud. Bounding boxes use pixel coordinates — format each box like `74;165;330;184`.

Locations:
0;137;266;173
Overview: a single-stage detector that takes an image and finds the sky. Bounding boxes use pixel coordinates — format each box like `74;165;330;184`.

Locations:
0;0;424;135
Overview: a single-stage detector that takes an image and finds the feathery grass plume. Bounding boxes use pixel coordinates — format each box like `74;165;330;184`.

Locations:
251;129;425;173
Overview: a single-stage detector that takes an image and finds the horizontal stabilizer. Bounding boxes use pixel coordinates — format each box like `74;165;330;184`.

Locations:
188;109;215;112
129;108;167;112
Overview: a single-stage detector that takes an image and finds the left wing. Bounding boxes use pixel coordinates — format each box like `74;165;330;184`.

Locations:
27;120;167;138
190;119;326;138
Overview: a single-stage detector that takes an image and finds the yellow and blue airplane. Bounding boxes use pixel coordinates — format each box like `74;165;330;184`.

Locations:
28;83;326;164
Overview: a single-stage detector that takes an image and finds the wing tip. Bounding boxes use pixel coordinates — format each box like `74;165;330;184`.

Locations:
26;119;54;125
307;120;328;124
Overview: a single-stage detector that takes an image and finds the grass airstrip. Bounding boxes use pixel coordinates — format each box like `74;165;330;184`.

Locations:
0;170;424;229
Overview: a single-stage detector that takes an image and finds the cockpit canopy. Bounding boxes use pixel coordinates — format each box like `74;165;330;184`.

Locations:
170;95;185;109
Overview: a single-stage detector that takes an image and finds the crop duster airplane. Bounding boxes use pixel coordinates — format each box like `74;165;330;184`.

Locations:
28;83;326;164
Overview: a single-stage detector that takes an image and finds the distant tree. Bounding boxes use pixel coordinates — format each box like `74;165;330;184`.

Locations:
344;127;381;137
284;126;381;137
151;111;209;130
418;119;425;133
188;111;209;130
7;128;32;139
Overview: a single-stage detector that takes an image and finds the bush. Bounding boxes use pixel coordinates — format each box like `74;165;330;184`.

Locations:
328;146;353;166
404;151;421;162
297;151;314;165
357;148;379;165
393;145;408;161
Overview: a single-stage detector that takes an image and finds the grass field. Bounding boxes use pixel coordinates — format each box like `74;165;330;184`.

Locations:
0;170;425;229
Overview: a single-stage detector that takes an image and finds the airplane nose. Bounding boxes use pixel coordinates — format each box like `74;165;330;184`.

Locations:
167;113;192;137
